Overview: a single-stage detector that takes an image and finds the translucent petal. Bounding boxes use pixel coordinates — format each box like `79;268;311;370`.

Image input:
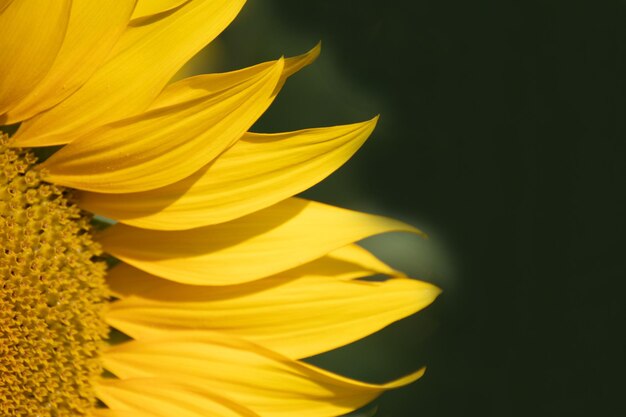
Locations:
79;118;377;229
103;332;425;417
40;60;283;193
98;198;424;285
11;0;246;146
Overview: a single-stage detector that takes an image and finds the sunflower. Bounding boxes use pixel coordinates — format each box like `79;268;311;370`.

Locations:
0;1;440;417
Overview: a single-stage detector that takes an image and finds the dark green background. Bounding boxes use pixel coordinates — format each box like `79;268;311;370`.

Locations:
201;1;624;416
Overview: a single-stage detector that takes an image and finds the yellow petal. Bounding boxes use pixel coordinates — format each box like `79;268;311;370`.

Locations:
131;0;187;19
40;59;283;193
98;198;423;285
107;244;397;298
79;117;377;229
146;44;320;111
107;263;440;358
11;0;246;147
91;409;155;417
2;0;136;123
97;378;260;417
0;1;13;14
0;0;70;116
282;42;321;79
103;332;425;417
332;243;400;278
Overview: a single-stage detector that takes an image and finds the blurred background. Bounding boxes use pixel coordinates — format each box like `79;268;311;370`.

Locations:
185;1;625;415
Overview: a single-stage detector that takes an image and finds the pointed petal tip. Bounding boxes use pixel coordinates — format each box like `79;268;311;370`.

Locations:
283;43;322;78
428;287;443;303
418;280;443;308
272;55;286;73
382;367;427;389
309;40;322;58
365;114;380;129
390;219;428;239
396;276;443;301
432;283;444;297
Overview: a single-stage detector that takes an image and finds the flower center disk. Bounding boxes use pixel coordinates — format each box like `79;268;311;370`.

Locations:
0;135;108;416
